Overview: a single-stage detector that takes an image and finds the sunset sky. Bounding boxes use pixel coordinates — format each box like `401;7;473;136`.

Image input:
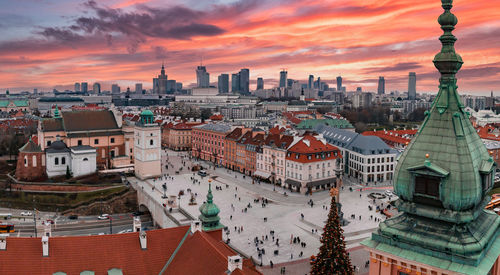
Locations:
1;0;499;94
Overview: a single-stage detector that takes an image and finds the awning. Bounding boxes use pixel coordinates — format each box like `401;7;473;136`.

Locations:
285;179;302;187
254;171;272;179
306;178;336;188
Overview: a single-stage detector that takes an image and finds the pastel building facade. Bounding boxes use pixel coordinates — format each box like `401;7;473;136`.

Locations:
192;124;232;166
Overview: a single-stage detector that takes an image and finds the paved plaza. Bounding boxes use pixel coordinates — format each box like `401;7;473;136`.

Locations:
130;149;396;274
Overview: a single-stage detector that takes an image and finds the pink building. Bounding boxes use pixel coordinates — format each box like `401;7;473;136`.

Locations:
255;134;294;185
192;124;232;166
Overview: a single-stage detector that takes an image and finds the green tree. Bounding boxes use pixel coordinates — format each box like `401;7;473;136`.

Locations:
311;196;354;275
65;166;72;179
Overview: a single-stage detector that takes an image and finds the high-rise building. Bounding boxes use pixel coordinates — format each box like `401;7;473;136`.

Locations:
239;68;249;94
74;83;80;92
308;75;314;89
92;82;101;94
135;83;142;94
279;70;287;88
218;74;229;94
256;77;264;90
111;84;120;94
336;76;342;92
175;82;183;91
287;79;294;89
153;64;168;94
377;76;385;95
81;82;88;93
231;73;240;93
166;80;176;94
196;66;210;88
408;72;416;100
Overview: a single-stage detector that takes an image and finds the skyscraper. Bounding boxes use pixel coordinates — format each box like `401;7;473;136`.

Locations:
239;68;250;94
308;75;314;89
135;83;142;94
81;82;88;93
196;66;210;88
279;70;287;88
111;84;120;94
92;82;101;94
231;73;240;93
166;80;176;94
74;83;80;92
218;74;229;93
336;76;342;92
408;72;416;99
153;64;168;94
256;77;264;90
377;76;385;95
287;79;294;89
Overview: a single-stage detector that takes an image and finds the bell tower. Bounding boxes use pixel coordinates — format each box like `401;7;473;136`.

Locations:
362;1;500;274
134;110;161;180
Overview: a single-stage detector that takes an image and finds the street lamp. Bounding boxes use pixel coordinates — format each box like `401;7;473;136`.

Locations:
162;183;167;199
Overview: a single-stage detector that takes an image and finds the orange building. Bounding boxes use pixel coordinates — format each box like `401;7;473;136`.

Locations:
192;123;232;166
162;122;203;151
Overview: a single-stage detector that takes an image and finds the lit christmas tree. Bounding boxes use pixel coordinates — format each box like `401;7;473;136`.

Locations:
310;188;354;275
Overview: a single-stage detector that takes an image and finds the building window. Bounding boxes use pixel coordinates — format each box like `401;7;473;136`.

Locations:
110;138;115;143
94;139;99;145
414;176;442;207
55;157;59;165
482;172;493;194
78;140;82;146
61;157;66;165
47;141;52;146
24;156;28;167
33;156;37;167
83;158;88;161
150;139;154;146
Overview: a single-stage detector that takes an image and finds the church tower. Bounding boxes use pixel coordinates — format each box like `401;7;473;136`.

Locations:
134;110;161;180
362;1;500;274
199;180;224;231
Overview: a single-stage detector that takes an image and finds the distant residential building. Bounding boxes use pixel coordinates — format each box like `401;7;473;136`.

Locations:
74;83;80;92
239;68;250;94
408;72;417;100
81;82;88;93
220;105;263;120
295;118;354;131
218;74;229;94
93;82;101;94
0;100;29;113
256;77;264;90
153;64;168;94
377;76;385;95
231;73;240;93
111;84;121;94
353;92;373;108
196;66;210;88
135;83;142;94
336;76;342;92
279;70;287;88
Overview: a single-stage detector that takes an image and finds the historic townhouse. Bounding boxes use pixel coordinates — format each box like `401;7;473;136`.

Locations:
284;133;342;194
192;123;232;166
162;122;203;151
255;134;294;185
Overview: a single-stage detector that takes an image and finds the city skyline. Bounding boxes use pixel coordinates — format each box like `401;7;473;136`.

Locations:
1;0;499;94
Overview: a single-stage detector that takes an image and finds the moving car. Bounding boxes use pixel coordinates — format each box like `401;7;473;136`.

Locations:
68;215;78;220
20;211;33;216
98;214;110;220
198;170;207;177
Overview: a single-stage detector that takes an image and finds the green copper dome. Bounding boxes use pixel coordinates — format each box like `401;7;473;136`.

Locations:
139;109;154;125
363;1;500;272
198;183;223;231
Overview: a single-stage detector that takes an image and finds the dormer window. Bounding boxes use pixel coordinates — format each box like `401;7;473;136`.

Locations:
414;175;442;207
481;172;493;194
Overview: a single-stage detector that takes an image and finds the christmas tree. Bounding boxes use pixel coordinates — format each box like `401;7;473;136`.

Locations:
310;192;354;275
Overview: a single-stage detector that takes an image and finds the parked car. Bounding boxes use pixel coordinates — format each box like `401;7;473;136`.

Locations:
198;170;207;177
20;211;32;216
385;190;394;196
68;215;78;220
98;214;110;220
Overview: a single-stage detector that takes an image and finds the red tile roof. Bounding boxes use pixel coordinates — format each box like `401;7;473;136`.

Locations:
269;126;286;135
210;114;224;121
286;134;341;163
362;129;417;147
0;226;260;275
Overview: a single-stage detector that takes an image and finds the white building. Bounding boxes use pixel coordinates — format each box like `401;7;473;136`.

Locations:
70;146;97;177
134;110;161;180
255;134;294;185
317;125;398;184
45;140;96;178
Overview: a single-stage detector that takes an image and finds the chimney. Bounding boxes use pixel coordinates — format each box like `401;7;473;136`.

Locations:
191;220;202;234
44;223;52;237
42;236;49;257
227;255;243;272
139;230;147;250
133;217;141;232
0;234;8;250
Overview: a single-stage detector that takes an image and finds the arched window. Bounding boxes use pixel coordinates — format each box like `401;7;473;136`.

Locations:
150;139;154;146
61;157;66;165
33;155;37;167
83;158;88;161
24;156;28;167
55;157;59;165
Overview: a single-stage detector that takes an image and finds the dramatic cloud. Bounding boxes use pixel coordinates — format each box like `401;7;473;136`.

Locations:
1;0;500;94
